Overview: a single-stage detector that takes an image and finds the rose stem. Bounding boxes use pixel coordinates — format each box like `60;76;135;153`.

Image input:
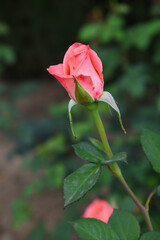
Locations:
89;106;153;231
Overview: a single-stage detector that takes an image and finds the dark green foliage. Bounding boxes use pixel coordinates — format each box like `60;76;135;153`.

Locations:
140;232;160;240
0;22;16;75
12;200;32;228
22;179;44;198
11;81;39;98
89;137;105;152
64;163;101;207
157;185;160;196
51;221;73;240
73;141;105;163
118;196;134;212
119;64;150;99
73;141;127;165
141;129;160;173
109;210;140;240
27;222;49;240
101;152;127;165
1;0;160;239
45;164;65;189
72;218;119;240
0;101;17;129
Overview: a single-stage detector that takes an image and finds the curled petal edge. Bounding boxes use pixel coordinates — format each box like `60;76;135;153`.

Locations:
68;99;77;138
99;91;126;134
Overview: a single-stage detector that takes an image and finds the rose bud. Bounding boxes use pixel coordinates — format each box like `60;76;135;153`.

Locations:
82;199;113;224
47;43;125;136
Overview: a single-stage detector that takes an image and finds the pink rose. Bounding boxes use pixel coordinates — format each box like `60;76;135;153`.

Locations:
47;42;125;136
47;42;103;102
82;199;113;224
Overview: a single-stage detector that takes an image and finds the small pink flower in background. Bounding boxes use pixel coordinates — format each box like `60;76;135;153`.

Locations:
82;199;113;223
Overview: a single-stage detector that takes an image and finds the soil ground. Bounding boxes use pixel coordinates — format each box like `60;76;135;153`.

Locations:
0;80;78;240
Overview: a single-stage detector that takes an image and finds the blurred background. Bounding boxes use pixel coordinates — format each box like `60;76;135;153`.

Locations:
0;0;160;239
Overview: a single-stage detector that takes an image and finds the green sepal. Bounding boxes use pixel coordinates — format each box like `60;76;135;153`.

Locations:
68;99;77;138
74;77;94;105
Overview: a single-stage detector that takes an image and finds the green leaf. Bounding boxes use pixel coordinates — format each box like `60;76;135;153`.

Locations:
78;22;102;41
102;152;127;164
140;232;160;240
89;137;105;152
109;209;140;240
23;179;44;198
51;221;72;240
27;222;48;240
74;121;94;139
119;197;134;212
141;129;160;173
64;163;101;207
124;20;160;50
45;164;65;189
157;185;160;196
12;199;32;228
73;142;127;165
73;142;105;163
48;101;67;118
119;64;150;99
71;218;120;240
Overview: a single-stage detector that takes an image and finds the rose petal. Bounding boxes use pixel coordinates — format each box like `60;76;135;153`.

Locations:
89;49;103;82
76;74;102;100
48;43;104;102
75;54;103;100
72;44;90;56
63;42;83;75
67;50;87;76
47;64;76;101
65;44;90;76
82;199;113;224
